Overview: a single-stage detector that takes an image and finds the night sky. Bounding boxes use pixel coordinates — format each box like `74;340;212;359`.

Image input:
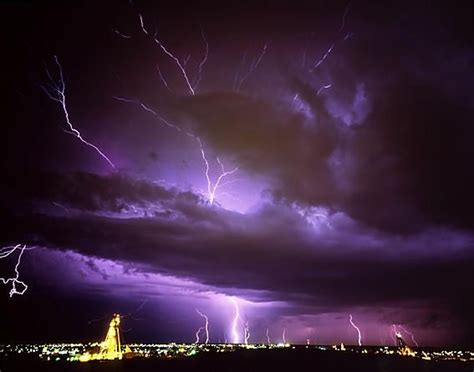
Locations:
1;0;474;347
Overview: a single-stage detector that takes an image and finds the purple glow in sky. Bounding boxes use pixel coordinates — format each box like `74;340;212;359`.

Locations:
1;0;474;347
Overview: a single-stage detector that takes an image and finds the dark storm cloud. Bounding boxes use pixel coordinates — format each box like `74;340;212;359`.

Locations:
341;78;474;232
177;91;340;206
1;172;473;327
172;12;474;234
1;170;201;214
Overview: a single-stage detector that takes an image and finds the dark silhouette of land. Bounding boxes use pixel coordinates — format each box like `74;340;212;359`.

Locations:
1;348;473;372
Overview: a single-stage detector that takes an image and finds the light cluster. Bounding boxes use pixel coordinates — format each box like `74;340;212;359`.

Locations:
1;343;473;363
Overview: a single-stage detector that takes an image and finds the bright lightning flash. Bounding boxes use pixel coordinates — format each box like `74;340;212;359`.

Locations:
114;96;239;206
198;138;238;205
41;56;116;169
138;13;195;95
229;297;242;344
244;321;250;345
195;326;204;343
196;309;210;344
0;244;31;297
116;12;239;207
349;314;362;346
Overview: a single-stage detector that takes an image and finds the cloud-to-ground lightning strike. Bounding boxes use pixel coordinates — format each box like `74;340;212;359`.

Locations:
195;326;204;343
390;324;398;345
266;328;271;344
196;309;210;344
349;314;362;346
0;244;30;297
197;138;239;205
41;56;116;169
137;13;196;95
229;297;242;344
244;321;250;345
282;328;287;344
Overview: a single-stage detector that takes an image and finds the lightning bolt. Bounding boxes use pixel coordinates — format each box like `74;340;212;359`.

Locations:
309;2;353;73
116;10;239;206
195;326;204;343
0;244;32;297
229;297;242;344
137;13;197;95
390;324;398;345
113;96;187;134
349;314;362;346
234;43;268;91
129;300;147;321
266;327;271;344
192;26;209;91
113;29;132;39
398;325;419;347
244;321;250;345
197;138;239;205
41;56;116;169
338;1;352;33
282;328;287;344
196;309;210;344
114;97;238;205
310;43;334;72
317;83;332;96
156;64;172;92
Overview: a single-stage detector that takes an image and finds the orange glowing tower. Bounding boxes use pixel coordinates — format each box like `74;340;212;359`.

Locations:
396;332;415;357
79;313;124;361
100;313;122;359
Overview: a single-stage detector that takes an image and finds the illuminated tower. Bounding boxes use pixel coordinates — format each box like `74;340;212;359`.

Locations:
395;332;406;348
78;313;134;362
395;331;415;357
99;313;122;360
